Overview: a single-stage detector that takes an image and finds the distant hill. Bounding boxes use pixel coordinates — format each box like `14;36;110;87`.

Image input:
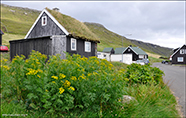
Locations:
1;4;173;57
84;22;173;57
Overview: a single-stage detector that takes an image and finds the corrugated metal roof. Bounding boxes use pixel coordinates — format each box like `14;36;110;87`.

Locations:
103;47;113;53
130;47;147;55
114;47;147;55
115;47;126;54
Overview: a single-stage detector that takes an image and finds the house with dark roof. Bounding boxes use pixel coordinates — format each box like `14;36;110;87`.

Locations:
170;44;186;64
9;8;100;60
97;47;114;61
111;46;148;64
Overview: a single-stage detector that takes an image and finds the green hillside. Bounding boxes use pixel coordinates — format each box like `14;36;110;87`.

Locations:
84;22;173;57
1;4;173;57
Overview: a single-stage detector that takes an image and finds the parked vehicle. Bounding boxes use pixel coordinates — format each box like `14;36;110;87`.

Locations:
0;45;9;52
143;58;149;65
136;59;149;65
162;60;169;64
136;60;145;65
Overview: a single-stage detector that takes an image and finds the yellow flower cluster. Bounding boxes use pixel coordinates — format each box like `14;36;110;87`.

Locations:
78;74;86;80
68;86;75;91
37;75;41;78
3;59;8;62
59;87;65;94
26;68;38;75
88;73;92;77
3;65;10;70
59;73;66;79
71;76;77;81
52;76;58;80
52;81;56;84
63;80;71;88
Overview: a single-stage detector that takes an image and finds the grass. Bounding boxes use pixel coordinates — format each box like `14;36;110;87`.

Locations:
149;56;164;63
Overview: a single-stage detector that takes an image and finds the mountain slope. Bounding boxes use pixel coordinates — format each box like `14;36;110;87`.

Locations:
84;22;173;57
1;4;173;57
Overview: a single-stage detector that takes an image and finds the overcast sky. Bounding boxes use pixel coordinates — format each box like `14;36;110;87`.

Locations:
2;1;185;49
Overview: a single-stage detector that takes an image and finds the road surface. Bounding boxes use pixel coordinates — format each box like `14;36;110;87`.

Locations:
152;63;185;117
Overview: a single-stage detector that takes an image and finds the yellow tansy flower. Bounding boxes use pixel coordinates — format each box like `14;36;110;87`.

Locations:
63;80;71;88
59;87;65;94
37;75;41;78
52;81;56;84
70;76;77;81
68;86;75;91
59;73;66;79
51;76;58;80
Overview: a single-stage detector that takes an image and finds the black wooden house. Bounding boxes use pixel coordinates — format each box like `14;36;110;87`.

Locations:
9;8;100;60
0;29;4;45
170;44;186;64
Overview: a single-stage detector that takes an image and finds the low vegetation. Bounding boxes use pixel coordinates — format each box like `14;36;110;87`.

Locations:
1;51;179;117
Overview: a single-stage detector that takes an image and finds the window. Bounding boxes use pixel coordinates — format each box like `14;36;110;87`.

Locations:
42;16;47;26
179;49;186;54
104;55;106;57
71;38;76;51
85;41;91;52
128;49;130;52
177;57;183;62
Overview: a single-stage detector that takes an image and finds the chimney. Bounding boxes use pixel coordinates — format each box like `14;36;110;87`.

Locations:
53;8;59;12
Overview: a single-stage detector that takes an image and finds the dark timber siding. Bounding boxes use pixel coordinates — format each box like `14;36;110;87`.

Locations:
0;34;2;45
66;36;96;57
123;47;139;61
172;45;186;64
27;12;65;39
9;36;52;60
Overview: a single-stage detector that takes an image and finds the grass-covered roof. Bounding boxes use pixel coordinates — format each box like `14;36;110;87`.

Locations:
46;8;100;43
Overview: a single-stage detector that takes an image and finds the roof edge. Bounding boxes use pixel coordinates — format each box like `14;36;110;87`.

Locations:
170;44;186;57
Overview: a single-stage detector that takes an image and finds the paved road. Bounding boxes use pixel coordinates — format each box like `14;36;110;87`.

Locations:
152;63;185;117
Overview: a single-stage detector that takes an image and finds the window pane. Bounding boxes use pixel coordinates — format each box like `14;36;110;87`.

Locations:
85;41;91;52
180;49;184;54
71;38;76;50
177;57;183;62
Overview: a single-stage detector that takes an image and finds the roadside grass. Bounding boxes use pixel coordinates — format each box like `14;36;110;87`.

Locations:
149;56;164;64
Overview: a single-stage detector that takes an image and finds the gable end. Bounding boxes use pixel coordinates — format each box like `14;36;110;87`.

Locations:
25;9;69;39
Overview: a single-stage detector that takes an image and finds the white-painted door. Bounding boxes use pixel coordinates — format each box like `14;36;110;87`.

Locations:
123;54;132;64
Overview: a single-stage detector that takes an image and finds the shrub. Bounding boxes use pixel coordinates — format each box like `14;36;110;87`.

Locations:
124;63;164;85
1;50;127;116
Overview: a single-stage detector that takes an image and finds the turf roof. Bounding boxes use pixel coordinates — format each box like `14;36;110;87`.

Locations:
46;8;100;43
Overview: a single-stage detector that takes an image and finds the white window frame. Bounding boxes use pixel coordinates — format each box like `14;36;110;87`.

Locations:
85;41;91;52
42;16;47;26
180;49;184;54
71;38;76;51
177;57;184;62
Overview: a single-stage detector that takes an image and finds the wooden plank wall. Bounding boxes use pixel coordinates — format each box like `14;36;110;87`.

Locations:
9;36;52;61
51;35;66;59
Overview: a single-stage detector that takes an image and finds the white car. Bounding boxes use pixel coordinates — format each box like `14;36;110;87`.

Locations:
136;60;145;65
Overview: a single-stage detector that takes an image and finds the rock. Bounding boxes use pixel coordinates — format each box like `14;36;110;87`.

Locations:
121;95;137;104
